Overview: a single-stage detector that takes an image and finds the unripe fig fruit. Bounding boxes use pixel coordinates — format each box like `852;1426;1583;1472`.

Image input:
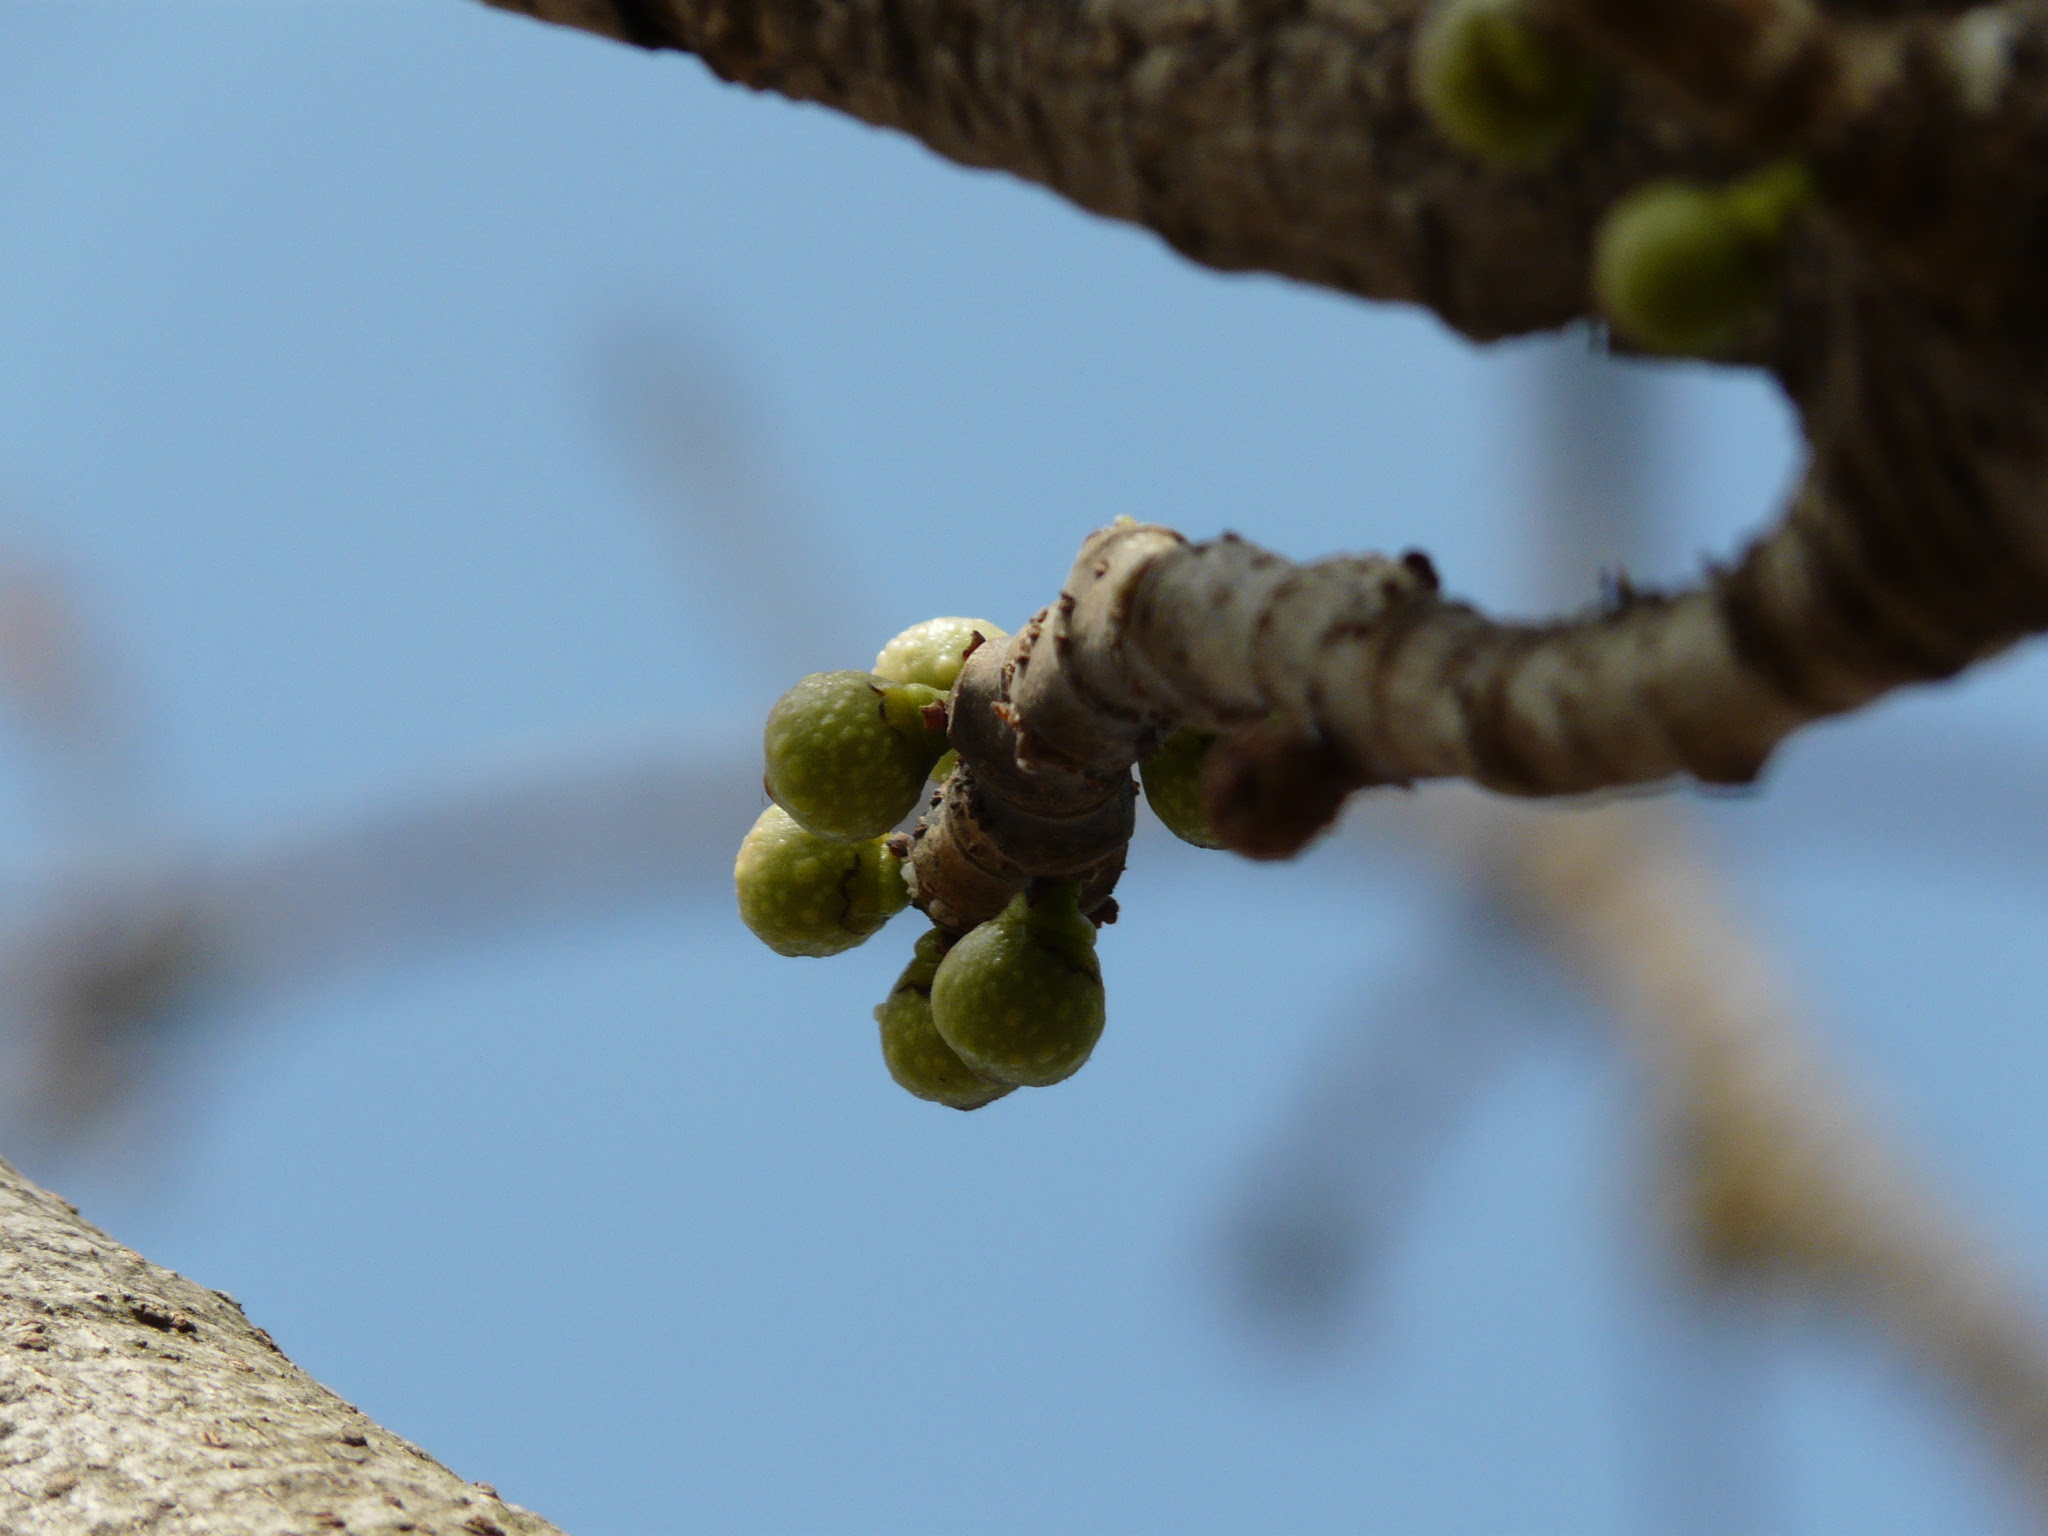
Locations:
735;805;909;957
1139;728;1225;849
1594;163;1810;356
931;886;1106;1088
763;670;949;841
1412;0;1600;167
873;617;1008;691
875;929;1016;1110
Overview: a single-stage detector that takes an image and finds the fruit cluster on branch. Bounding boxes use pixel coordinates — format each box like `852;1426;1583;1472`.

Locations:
738;617;1143;1107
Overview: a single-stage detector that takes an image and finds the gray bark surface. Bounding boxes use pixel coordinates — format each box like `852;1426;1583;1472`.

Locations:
0;1157;568;1536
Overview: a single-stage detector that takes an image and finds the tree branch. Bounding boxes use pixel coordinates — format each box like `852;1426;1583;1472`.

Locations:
0;1157;571;1535
480;0;1745;341
909;450;2048;922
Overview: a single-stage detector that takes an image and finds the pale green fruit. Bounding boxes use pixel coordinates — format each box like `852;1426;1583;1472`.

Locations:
1139;729;1224;850
1594;163;1810;356
735;805;909;957
931;887;1105;1088
763;671;949;842
873;617;1009;692
1413;0;1600;167
875;929;1016;1110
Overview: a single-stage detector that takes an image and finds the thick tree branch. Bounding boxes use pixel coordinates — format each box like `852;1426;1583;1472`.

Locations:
481;0;2048;357
909;405;2048;923
481;0;1745;341
0;1159;570;1535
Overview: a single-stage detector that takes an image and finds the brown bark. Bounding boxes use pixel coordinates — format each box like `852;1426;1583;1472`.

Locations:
482;0;1741;343
480;0;2048;352
0;1158;569;1536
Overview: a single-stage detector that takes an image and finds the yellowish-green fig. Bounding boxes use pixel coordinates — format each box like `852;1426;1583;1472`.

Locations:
1139;728;1225;850
1412;0;1600;167
1594;163;1811;356
876;929;1016;1110
931;886;1106;1088
735;805;908;957
873;616;1008;692
763;670;949;842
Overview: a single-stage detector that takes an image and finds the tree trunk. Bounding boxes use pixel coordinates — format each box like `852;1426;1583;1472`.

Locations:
0;1156;570;1536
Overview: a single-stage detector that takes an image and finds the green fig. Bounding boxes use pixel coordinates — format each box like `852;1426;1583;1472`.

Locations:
875;929;1016;1110
763;670;949;842
1594;162;1811;356
1412;0;1600;167
931;886;1106;1088
873;616;1009;692
735;805;908;957
1139;729;1225;850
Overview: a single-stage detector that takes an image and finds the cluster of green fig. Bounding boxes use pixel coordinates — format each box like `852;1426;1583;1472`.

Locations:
1412;0;1812;356
874;886;1107;1110
734;616;1232;1110
736;617;989;972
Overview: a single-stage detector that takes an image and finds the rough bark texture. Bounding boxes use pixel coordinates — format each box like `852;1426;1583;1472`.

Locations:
908;441;2048;925
483;0;1741;342
0;1157;567;1536
480;0;2048;355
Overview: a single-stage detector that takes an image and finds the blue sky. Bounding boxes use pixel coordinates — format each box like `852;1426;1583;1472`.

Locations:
5;4;2048;1532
